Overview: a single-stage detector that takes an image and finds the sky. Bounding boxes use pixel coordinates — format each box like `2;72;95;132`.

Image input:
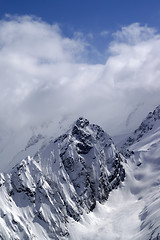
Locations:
1;0;160;63
0;0;160;147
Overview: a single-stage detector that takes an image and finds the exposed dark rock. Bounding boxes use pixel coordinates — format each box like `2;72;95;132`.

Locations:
0;117;126;239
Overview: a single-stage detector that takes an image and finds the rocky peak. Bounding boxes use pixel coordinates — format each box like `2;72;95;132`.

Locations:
49;118;125;209
71;118;111;153
121;105;160;154
0;118;125;239
134;105;160;135
74;117;89;128
152;105;160;118
71;117;90;143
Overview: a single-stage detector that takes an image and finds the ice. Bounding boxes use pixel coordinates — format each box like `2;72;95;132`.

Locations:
0;107;160;239
68;109;160;239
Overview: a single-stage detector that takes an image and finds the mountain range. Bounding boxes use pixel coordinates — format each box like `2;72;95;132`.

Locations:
0;106;160;239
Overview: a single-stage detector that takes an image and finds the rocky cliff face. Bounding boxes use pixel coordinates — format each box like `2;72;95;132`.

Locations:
0;118;125;239
121;105;160;155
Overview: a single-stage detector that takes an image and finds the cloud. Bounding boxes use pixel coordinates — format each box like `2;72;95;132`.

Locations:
113;23;156;44
0;17;160;151
109;23;160;93
0;16;87;125
100;30;109;37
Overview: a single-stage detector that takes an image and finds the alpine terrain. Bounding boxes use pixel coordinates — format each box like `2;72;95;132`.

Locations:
68;106;160;240
0;117;125;239
0;105;160;239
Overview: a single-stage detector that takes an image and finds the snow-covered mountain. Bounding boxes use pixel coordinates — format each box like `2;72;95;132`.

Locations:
1;104;160;240
119;105;160;239
0;117;125;239
0;115;76;173
68;106;160;240
121;105;160;152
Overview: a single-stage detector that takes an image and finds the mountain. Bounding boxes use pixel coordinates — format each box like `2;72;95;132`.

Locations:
0;117;125;239
0;116;74;173
117;105;160;239
1;104;160;240
120;105;160;153
67;106;160;240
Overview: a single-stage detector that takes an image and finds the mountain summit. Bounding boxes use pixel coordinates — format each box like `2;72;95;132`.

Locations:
0;117;125;239
123;105;160;148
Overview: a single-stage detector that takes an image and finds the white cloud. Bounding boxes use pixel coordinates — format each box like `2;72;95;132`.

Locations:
100;30;109;37
113;23;156;44
0;17;160;144
109;23;160;93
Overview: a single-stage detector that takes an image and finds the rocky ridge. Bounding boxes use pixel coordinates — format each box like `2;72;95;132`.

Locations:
120;105;160;155
0;117;125;239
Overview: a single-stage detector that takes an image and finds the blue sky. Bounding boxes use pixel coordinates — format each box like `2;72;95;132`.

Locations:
1;0;160;62
1;0;160;169
1;0;160;30
0;0;160;141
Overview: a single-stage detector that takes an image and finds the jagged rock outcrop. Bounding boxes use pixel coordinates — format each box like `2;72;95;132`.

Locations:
121;105;160;156
0;118;125;239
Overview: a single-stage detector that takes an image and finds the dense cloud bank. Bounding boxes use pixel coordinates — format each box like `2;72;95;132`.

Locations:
0;16;160;135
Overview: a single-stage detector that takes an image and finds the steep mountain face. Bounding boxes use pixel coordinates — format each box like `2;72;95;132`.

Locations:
123;106;160;148
118;105;160;239
118;106;160;157
0;118;125;239
0;117;73;173
67;107;160;240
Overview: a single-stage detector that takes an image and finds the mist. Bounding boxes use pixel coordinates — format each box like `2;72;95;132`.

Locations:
1;16;160;137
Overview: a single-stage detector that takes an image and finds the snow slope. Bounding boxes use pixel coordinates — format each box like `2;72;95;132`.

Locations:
0;117;125;239
0;115;75;173
120;105;160;152
1;104;160;239
68;106;160;240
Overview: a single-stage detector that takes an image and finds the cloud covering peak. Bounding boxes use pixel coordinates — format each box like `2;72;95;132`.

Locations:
0;16;160;136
